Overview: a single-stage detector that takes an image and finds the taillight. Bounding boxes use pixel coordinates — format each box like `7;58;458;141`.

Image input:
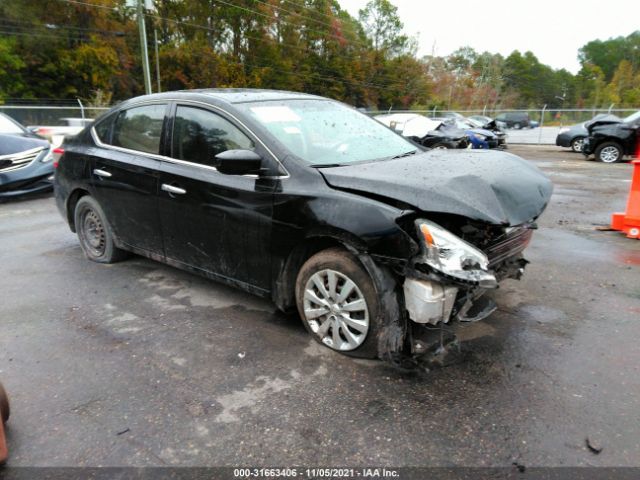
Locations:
52;147;64;168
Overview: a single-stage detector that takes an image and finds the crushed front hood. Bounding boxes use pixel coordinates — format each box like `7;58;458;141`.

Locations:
319;150;553;226
585;114;621;132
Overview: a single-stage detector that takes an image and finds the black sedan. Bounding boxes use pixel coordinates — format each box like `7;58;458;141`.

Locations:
0;113;54;199
54;90;552;365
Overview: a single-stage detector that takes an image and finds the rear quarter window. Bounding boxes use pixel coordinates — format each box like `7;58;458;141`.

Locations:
111;104;167;155
94;114;115;144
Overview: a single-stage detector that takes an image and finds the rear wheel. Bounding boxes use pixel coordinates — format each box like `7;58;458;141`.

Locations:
295;248;380;358
595;141;624;163
74;196;128;263
570;136;585;153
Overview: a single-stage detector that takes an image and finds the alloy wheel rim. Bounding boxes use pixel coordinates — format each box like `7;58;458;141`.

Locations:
572;138;584;152
600;146;620;163
303;269;369;351
82;209;106;256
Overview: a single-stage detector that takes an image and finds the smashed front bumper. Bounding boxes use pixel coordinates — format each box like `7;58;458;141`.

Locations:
402;225;532;327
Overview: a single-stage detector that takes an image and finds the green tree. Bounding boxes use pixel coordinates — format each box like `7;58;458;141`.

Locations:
0;38;26;100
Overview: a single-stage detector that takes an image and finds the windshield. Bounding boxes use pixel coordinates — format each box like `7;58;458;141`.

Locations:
239;99;416;165
623;111;640;124
0;114;25;134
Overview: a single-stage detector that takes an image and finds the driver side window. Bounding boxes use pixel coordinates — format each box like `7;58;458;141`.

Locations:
172;106;255;167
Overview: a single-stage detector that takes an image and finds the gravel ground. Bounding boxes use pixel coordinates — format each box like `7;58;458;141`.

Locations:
0;145;639;469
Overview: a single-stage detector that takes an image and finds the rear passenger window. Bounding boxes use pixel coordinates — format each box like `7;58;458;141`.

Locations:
112;104;166;155
172;106;254;167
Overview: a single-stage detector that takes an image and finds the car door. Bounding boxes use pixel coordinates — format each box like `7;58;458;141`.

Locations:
158;103;276;292
89;103;167;255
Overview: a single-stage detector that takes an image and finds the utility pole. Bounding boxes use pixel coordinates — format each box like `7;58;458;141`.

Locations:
154;29;161;93
137;0;152;94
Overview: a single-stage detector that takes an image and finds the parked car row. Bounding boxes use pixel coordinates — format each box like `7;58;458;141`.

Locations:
556;111;640;163
0;113;56;199
374;113;507;150
28;117;94;147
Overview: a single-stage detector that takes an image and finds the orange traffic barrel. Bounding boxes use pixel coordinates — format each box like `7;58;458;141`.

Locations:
611;160;640;239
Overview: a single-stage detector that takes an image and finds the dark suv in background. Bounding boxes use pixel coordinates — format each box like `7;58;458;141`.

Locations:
495;112;531;129
582;111;640;163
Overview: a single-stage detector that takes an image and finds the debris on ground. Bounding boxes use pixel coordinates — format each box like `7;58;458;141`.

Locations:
586;437;603;454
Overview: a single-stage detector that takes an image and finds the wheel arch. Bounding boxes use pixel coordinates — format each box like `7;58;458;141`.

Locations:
66;188;91;232
272;231;369;313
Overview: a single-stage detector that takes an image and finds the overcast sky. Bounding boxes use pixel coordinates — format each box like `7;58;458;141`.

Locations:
338;0;638;73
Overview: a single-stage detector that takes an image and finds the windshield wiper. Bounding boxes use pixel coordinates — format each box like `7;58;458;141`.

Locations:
310;163;344;168
391;150;417;159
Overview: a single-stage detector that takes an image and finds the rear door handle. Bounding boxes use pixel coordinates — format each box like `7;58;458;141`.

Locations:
93;168;112;178
161;183;187;195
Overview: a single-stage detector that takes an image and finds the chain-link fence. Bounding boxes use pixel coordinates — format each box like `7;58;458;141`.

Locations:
2;105;638;145
0;105;110;128
368;108;639;144
370;108;638;125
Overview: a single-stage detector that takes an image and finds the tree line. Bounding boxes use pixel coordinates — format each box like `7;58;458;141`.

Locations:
0;0;639;111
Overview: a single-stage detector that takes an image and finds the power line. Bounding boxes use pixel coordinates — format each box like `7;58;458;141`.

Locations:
143;12;398;87
251;0;339;31
50;0;416;94
0;29;93;41
210;0;372;51
54;0;401;85
0;18;125;36
55;0;117;11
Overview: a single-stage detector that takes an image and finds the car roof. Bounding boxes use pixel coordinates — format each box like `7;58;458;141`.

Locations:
120;89;326;107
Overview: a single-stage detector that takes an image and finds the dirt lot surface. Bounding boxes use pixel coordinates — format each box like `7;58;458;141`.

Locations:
0;145;639;468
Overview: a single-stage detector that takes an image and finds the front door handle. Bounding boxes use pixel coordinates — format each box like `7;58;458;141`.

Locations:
161;183;187;195
93;168;112;178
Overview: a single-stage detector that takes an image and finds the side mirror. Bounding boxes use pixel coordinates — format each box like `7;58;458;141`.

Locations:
214;149;262;175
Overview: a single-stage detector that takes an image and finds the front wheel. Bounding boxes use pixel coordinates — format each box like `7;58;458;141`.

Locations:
74;196;129;263
295;248;380;358
595;141;624;163
570;136;585;153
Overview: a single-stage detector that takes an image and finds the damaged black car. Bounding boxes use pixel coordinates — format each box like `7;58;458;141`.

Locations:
374;113;469;149
582;111;640;163
54;90;552;364
0;113;54;199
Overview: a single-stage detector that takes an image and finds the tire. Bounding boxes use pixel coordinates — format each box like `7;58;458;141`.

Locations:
74;196;129;263
431;143;449;150
0;382;9;424
295;247;380;358
595;141;624;164
570;136;585;153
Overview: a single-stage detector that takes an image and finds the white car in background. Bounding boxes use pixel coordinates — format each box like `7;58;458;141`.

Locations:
28;117;93;147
